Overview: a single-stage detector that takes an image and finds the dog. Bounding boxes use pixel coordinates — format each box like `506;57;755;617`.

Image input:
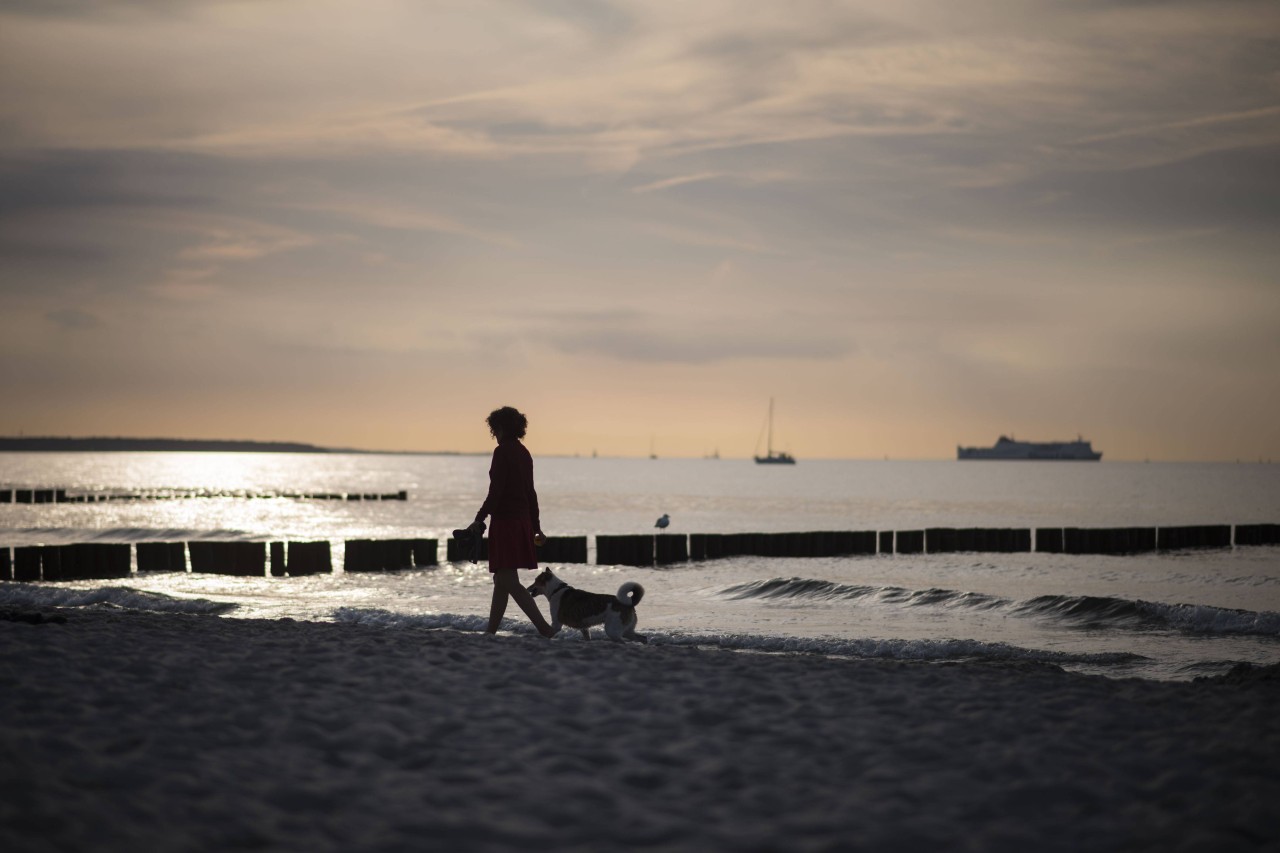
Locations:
527;568;647;642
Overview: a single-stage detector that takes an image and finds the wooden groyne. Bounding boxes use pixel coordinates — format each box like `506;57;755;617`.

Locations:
0;488;408;503
3;524;1278;581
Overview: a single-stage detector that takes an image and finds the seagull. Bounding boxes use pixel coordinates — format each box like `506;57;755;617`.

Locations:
655;513;670;529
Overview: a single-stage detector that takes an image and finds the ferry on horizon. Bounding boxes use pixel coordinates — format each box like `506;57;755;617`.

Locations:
957;435;1102;461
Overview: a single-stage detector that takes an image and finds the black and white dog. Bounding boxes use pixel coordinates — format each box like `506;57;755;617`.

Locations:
527;569;647;643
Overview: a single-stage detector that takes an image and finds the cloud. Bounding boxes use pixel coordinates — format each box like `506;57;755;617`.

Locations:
536;309;852;365
0;0;207;19
631;172;723;193
0;1;1276;458
514;0;636;39
45;308;101;330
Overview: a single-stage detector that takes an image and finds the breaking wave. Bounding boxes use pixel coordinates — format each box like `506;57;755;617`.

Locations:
721;577;1008;610
1014;595;1280;637
720;577;1280;638
0;583;238;615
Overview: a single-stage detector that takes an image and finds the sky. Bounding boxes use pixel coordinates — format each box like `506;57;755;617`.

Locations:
1;0;1278;461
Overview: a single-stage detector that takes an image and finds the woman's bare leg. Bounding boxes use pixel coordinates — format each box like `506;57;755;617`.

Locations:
486;575;510;633
489;569;555;637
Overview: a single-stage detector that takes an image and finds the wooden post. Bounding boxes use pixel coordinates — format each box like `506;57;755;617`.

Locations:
13;546;41;581
270;542;286;577
188;542;210;574
189;542;241;575
170;542;187;572
1159;525;1231;551
655;533;688;565
849;531;877;555
345;540;372;572
1124;528;1157;553
58;544;130;579
392;540;414;570
232;542;266;576
59;544;87;580
925;528;957;553
286;541;332;576
411;539;438;567
539;536;586;564
596;535;653;567
1235;523;1280;546
137;542;166;572
896;527;926;555
896;531;924;554
58;544;85;579
1063;528;1090;554
1035;529;1063;553
39;546;62;581
107;544;131;578
138;542;185;573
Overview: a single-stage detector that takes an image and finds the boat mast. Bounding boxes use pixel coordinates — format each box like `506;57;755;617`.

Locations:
767;397;775;458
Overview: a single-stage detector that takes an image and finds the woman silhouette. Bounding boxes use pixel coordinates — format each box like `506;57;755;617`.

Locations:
473;406;556;637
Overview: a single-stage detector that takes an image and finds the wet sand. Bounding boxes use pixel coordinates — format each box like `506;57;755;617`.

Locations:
1;608;1277;852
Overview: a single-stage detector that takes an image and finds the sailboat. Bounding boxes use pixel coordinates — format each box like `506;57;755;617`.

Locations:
754;398;796;465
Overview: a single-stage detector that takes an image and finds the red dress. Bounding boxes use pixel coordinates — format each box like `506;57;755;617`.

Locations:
475;439;540;572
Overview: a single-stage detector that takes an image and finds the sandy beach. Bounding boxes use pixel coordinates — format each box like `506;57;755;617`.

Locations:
1;607;1277;853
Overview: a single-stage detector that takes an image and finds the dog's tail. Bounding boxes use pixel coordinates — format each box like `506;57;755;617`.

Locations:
616;582;644;608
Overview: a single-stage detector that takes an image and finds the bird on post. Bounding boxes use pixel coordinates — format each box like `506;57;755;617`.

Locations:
655;513;670;529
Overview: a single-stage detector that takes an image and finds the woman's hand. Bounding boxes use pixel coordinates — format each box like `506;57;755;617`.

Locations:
534;532;546;547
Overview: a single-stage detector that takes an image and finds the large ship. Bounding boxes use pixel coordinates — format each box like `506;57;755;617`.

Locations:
957;435;1102;461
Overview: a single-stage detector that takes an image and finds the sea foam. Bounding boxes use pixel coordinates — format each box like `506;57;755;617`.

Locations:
330;606;1145;667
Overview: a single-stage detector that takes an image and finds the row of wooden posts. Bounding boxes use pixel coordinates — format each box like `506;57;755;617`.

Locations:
0;488;409;503
3;524;1277;583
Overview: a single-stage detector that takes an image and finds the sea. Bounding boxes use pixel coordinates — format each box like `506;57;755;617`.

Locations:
2;452;1278;682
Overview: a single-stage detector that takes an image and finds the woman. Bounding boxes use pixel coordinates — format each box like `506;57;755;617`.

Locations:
472;406;556;637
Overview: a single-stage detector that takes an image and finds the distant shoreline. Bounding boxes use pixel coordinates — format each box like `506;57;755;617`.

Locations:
0;437;467;455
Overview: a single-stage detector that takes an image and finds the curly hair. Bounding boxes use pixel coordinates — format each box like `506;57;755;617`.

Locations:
486;406;528;440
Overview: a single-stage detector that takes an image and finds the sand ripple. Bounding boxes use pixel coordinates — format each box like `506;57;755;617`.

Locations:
1;609;1277;852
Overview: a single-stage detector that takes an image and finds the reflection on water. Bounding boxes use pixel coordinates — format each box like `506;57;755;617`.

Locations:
2;453;1279;681
3;454;1278;545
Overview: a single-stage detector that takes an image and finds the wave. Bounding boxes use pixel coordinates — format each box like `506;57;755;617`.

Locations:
721;577;883;602
0;583;238;615
721;577;1008;610
330;607;1144;667
721;577;1280;638
1014;595;1280;637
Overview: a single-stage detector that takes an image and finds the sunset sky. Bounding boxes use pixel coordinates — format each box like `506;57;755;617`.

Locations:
2;1;1277;460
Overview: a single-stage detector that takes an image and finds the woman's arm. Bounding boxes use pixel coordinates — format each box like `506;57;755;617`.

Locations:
475;445;506;524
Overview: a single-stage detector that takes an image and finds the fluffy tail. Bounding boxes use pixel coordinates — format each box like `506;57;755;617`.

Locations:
616;582;644;607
